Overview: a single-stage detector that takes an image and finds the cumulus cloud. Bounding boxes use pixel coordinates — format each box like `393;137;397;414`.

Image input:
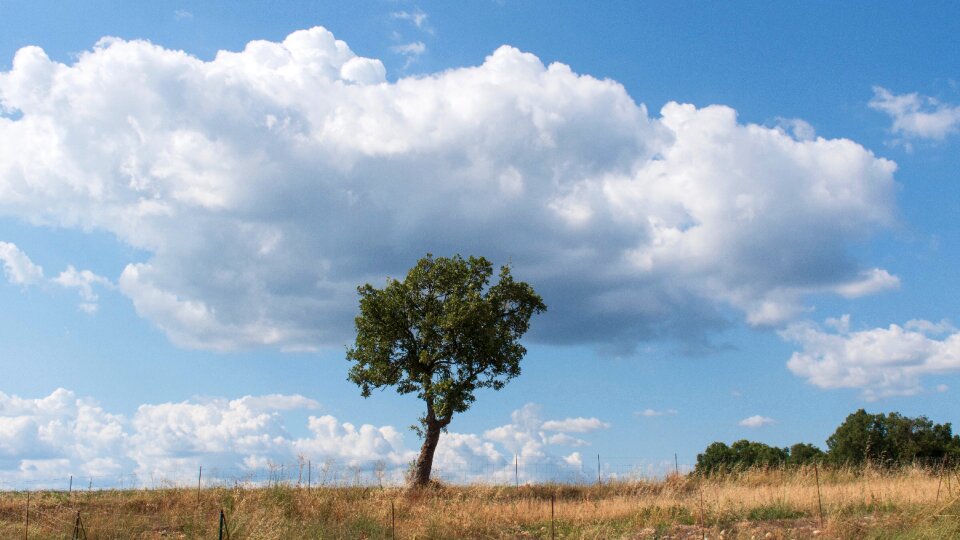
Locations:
0;390;603;487
738;415;775;428
0;241;44;285
869;86;960;141
0;27;899;353
782;316;960;399
0;389;126;484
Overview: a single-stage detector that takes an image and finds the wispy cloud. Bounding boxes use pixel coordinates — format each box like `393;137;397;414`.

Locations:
637;408;678;417
391;41;426;57
54;265;112;313
0;241;111;313
391;9;431;33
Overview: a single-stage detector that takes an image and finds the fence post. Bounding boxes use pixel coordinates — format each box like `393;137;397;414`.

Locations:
73;510;87;540
550;493;555;540
698;488;706;540
936;457;945;502
814;463;824;528
219;508;227;540
515;454;519;488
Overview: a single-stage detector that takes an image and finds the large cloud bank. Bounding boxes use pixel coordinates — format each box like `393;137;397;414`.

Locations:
0;389;611;488
0;27;898;352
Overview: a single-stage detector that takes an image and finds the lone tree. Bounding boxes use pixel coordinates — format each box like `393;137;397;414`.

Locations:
347;254;546;487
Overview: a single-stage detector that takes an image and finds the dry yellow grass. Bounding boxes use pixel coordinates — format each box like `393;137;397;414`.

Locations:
1;466;958;539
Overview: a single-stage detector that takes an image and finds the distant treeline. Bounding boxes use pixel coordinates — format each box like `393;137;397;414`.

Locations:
695;409;960;474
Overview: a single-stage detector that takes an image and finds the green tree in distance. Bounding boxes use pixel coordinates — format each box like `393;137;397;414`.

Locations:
346;254;546;487
827;409;960;466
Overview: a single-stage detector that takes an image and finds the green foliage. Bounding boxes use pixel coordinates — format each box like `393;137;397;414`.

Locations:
696;409;960;475
787;442;825;466
826;409;960;466
694;440;789;474
346;253;546;428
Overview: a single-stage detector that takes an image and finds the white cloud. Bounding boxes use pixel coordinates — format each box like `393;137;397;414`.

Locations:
738;415;775;428
54;265;112;313
0;28;899;353
637;408;678;417
0;388;126;483
774;117;816;141
832;268;900;298
782;316;960;399
869;86;960;141
0;390;603;487
391;9;431;32
540;416;610;433
0;241;44;285
0;241;113;312
391;41;426;57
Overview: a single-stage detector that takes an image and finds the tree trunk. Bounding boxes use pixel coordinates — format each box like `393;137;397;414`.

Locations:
410;416;442;488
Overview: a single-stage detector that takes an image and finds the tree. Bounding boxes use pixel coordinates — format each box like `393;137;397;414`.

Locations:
827;409;960;467
787;443;825;466
694;440;791;474
346;254;546;487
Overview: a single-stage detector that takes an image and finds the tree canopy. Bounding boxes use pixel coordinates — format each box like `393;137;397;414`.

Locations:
826;409;960;466
695;409;959;475
346;254;546;487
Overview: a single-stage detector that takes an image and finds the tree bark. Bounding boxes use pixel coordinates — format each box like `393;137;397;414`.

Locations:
410;413;442;488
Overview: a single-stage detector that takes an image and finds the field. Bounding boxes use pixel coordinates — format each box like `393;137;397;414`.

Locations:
1;466;959;539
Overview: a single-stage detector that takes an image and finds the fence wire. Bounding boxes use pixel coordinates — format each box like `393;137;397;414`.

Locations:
0;456;693;492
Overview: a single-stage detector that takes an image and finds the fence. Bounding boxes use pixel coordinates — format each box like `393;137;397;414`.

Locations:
0;455;694;492
1;461;958;539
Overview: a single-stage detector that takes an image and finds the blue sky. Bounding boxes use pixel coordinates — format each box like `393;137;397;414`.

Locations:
1;1;960;486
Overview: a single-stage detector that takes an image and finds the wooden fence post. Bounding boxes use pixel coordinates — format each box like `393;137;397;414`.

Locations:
699;488;705;540
815;463;824;528
551;493;555;540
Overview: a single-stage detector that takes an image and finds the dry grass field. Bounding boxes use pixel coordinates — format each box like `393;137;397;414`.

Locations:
1;466;958;539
